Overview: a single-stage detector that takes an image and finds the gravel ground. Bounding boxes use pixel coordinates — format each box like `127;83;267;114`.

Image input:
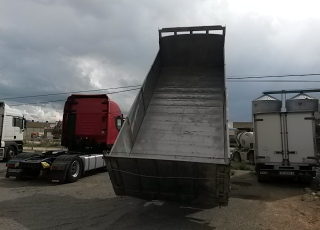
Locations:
0;169;319;230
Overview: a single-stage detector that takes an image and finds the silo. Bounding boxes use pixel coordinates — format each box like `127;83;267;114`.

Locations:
252;94;282;114
286;93;319;112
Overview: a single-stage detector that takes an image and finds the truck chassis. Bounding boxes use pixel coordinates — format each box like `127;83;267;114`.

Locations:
5;151;107;183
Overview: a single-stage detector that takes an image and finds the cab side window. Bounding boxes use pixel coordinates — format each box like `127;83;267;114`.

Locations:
13;117;23;129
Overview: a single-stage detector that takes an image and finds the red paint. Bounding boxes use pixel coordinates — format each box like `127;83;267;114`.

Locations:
61;94;122;152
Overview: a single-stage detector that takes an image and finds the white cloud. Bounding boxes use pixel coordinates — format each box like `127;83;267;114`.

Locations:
229;0;320;20
17;105;63;122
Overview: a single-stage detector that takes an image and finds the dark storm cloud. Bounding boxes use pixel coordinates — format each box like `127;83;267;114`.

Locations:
225;15;320;121
0;0;320;122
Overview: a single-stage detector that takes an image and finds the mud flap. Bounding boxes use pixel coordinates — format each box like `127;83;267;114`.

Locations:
50;155;73;183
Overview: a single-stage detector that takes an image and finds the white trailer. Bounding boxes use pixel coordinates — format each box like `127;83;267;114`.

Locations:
253;93;320;183
0;102;25;161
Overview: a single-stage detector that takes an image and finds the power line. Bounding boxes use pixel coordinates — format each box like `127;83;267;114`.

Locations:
10;87;141;107
226;73;320;79
7;80;320;106
0;85;141;101
227;80;320;82
2;74;320;101
5;73;320;107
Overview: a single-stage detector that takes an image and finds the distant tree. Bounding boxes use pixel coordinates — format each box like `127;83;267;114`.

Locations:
52;120;62;139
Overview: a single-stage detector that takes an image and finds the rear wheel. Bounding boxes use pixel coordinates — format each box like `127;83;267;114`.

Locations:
5;146;17;161
247;151;255;165
232;151;241;162
66;156;83;183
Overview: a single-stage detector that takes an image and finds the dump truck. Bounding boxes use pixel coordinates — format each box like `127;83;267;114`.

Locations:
104;25;230;206
6;94;123;183
0;102;26;161
253;92;320;183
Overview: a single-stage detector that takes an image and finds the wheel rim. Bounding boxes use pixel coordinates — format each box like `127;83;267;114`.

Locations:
70;160;80;178
8;149;15;158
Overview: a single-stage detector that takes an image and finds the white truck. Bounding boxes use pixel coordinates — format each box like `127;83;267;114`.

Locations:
253;92;320;183
0;101;25;161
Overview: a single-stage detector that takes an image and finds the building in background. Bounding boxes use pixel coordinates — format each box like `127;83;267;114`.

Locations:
232;122;253;130
45;121;62;139
24;121;55;139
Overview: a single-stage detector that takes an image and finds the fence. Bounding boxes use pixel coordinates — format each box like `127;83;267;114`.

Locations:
24;137;63;150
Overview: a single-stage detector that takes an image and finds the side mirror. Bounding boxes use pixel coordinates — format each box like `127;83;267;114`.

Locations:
23;118;27;129
115;115;124;131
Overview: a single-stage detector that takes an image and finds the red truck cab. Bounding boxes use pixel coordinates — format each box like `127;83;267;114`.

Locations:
61;94;123;153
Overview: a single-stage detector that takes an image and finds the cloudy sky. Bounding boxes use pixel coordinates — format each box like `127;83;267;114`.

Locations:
1;0;320;122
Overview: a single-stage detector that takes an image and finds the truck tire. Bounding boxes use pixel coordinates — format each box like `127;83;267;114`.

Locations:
247;151;255;165
66;156;83;183
5;146;17;161
232;151;241;162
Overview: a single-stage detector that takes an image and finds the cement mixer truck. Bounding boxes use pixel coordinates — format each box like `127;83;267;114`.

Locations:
231;129;255;165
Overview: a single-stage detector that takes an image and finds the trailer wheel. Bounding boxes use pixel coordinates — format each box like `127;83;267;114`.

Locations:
247;151;255;165
232;151;241;162
5;146;17;161
66;156;83;183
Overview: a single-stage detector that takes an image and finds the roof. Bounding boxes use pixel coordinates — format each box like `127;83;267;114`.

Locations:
288;93;318;100
253;94;280;101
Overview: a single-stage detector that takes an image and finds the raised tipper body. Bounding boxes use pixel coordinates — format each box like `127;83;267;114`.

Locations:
104;25;230;206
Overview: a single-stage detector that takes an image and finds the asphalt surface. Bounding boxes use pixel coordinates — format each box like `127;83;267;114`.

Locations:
0;161;6;173
0;168;318;230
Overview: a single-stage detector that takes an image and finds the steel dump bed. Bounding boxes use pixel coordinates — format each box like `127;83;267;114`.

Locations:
104;26;230;206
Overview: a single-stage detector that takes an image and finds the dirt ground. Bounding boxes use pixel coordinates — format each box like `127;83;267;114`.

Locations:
0;169;319;230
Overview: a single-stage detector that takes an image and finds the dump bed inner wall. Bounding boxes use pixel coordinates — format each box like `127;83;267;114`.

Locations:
106;30;229;205
111;34;228;164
